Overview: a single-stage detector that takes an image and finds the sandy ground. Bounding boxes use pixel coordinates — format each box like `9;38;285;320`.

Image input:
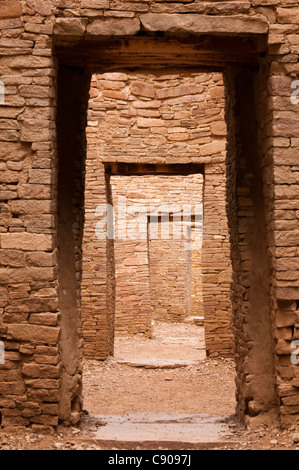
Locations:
83;357;235;416
1;322;299;450
83;322;235;416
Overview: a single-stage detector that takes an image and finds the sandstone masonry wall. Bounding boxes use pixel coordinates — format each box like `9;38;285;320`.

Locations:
1;0;299;429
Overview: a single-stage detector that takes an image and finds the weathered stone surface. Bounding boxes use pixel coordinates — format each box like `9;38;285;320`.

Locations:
211;121;227;136
81;0;109;8
100;73;128;81
87;18;140;36
200;140;226;156
277;287;299;301
27;0;53;16
10;200;52;215
140;13;268;35
156;84;203;99
102;89;128;100
7;324;59;345
0;250;26;267
6;298;57;314
53;18;86;37
0;1;22;19
22;363;61;379
83;71;232;360
0;0;298;432
277;7;299;25
130;81;155;98
0;267;56;283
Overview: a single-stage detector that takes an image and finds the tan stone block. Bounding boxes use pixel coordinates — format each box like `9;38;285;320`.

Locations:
273;119;299;138
87;18;140;36
27;0;53;16
100;73;128;81
133;100;161;109
102;89;129;101
24;23;53;34
19;345;34;355
276;339;291;355
277;7;299;25
25;379;59;389
130;81;155;98
100;80;125;91
211;121;226;136
10;200;53;215
31;415;58;426
41;403;59;415
277;287;299;301
34;355;59;365
6;298;58;313
21;409;41;419
291;379;299;388
3;56;53;69
0;382;25;395
18;184;52;199
170;95;206;107
137;117;164;128
0;370;22;382
81;0;109;7
29;313;59;327
277;258;299;271
35;346;58;357
0;249;26;267
20;123;53;143
0;1;22;19
28;389;59;402
27;251;56;267
277;328;293;341
7;324;59;345
275;231;299;247
200;140;226;156
1;233;53;251
140;13;268;35
28;169;52;185
19;86;53;99
167;132;189;141
282;394;299;406
273;148;299;166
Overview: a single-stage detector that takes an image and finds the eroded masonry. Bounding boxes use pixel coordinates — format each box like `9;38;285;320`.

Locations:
0;0;299;432
82;71;233;358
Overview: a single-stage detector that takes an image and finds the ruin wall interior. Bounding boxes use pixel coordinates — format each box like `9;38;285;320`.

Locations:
0;0;298;431
111;173;204;336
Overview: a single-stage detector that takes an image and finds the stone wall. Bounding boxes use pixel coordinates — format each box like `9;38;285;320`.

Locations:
1;0;299;430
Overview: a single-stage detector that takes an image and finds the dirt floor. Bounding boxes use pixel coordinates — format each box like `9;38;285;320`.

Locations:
1;322;299;450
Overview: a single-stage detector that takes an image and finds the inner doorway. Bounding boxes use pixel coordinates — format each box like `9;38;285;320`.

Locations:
79;70;237;439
